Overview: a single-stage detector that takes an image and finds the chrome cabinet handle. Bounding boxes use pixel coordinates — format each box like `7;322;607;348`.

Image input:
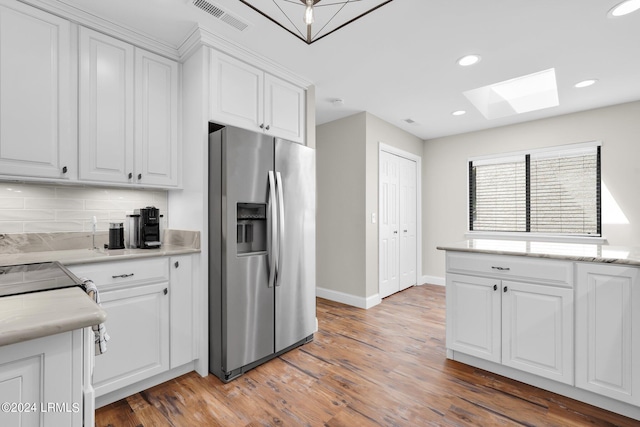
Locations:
128;172;133;179
137;173;142;180
265;125;270;131
259;123;265;129
163;288;168;295
174;261;179;268
503;286;508;292
491;266;510;271
493;284;498;291
112;273;134;279
393;230;398;234
62;166;68;174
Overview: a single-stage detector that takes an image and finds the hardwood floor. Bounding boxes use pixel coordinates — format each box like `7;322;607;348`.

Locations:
95;285;638;426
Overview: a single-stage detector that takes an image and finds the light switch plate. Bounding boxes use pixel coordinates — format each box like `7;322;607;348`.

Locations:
371;213;376;223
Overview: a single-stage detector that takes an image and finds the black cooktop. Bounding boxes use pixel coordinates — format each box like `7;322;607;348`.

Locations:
0;261;83;298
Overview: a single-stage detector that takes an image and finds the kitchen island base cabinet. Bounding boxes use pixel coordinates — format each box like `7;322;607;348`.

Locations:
443;248;640;421
445;256;574;385
576;263;640;406
0;330;84;427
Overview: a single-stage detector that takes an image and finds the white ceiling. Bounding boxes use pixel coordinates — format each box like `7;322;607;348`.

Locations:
55;0;640;140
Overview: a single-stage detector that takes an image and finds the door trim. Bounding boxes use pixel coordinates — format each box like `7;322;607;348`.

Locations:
378;143;422;297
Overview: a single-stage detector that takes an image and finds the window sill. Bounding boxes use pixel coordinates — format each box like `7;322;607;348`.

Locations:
464;232;608;245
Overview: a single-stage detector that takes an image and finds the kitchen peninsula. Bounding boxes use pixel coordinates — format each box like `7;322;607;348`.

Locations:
438;239;640;421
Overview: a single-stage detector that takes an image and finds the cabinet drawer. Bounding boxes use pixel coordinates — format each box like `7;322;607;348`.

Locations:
447;252;572;287
68;258;169;289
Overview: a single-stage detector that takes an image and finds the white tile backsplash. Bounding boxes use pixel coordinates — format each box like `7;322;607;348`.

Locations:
0;183;168;233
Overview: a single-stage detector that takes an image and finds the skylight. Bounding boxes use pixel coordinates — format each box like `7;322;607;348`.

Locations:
463;68;559;120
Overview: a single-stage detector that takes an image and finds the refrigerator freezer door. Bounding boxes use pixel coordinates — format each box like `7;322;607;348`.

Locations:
223;126;275;372
274;139;316;352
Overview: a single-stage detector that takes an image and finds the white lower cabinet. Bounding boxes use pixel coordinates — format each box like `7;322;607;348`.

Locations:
446;271;573;384
576;263;640;406
68;254;195;403
501;280;573;384
93;281;169;396
169;255;194;368
0;330;83;427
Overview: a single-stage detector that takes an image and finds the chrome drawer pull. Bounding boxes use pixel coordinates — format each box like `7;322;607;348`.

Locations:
491;266;510;271
112;273;134;279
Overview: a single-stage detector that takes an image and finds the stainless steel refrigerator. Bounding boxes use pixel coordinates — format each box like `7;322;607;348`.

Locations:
208;124;316;382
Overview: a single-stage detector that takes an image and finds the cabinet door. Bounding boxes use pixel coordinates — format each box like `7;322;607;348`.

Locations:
79;27;134;184
210;51;263;131
446;274;501;363
576;263;640;405
169;255;193;368
93;282;169;397
135;49;179;187
501;280;573;385
264;74;305;143
0;2;74;179
0;331;82;427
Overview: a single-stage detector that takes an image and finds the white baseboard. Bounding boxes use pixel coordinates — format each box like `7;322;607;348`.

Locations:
421;275;445;286
316;287;381;309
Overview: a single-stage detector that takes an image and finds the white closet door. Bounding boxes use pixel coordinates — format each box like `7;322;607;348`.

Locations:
380;151;400;298
399;156;417;290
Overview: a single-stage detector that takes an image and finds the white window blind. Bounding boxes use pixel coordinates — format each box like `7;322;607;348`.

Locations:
469;144;601;236
469;157;526;232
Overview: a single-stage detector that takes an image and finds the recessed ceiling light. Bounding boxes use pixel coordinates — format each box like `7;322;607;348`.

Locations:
574;79;598;88
452;110;466;116
608;0;640;17
457;54;481;67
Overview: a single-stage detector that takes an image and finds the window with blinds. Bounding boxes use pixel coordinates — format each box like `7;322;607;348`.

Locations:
469;143;601;236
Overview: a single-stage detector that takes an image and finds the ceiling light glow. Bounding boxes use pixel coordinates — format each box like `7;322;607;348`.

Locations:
452;110;466;116
457;54;481;66
574;79;598;88
608;0;640;17
463;68;559;120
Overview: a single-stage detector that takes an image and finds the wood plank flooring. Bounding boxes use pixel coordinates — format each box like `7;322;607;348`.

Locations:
95;285;638;426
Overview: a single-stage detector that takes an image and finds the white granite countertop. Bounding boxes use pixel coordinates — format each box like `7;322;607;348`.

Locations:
0;230;200;347
437;239;640;267
0;244;200;268
0;287;106;346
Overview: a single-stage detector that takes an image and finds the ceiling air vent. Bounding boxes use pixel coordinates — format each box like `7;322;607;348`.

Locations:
192;0;249;31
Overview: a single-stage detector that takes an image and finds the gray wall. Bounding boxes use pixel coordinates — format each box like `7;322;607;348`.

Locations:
317;112;423;302
422;100;640;279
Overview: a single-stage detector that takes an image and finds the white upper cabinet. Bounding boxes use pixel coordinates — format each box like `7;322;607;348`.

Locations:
79;27;179;187
210;50;305;143
79;27;135;184
135;49;179;187
264;73;305;142
0;1;74;179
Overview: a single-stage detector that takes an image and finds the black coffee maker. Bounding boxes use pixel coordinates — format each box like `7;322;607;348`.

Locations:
126;206;162;249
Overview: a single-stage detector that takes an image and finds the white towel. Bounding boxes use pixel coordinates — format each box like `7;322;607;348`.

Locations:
81;278;110;355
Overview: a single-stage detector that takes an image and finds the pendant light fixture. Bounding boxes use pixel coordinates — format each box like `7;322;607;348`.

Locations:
304;0;315;25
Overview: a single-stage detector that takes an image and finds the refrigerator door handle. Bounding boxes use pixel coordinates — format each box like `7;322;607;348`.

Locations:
275;171;285;286
268;171;278;288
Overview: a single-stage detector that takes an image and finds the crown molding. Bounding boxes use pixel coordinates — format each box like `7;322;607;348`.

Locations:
16;0;180;60
179;24;313;88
